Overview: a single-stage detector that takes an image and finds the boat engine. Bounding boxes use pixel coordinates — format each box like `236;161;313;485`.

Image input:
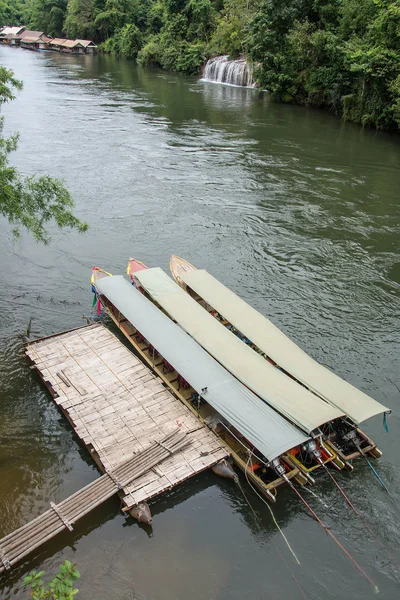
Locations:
333;421;364;454
341;428;362;451
271;458;286;478
303;440;322;463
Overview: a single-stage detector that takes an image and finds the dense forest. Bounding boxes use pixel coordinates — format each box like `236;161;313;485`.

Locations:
1;0;399;130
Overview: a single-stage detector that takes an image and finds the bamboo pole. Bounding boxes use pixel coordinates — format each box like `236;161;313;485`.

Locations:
1;442;173;555
3;524;67;571
0;510;54;546
0;431;189;573
0;513;60;552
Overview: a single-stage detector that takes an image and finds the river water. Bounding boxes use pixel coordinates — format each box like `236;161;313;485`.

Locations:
0;46;399;599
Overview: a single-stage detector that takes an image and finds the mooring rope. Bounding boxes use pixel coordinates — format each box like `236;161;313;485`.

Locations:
319;461;398;568
243;455;301;565
363;455;389;492
216;423;301;565
284;476;379;592
234;461;308;600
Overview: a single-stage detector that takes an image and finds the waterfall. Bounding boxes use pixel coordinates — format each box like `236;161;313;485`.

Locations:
201;56;256;88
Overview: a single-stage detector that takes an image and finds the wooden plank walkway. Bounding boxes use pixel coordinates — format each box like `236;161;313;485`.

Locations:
0;430;189;573
25;324;228;508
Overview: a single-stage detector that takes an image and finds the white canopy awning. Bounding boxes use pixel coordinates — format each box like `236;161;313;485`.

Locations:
181;269;390;425
94;275;309;461
133;268;344;434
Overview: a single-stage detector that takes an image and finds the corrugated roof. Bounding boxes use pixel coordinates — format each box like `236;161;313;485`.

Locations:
134;268;344;434
49;38;67;45
94;275;309;461
19;30;44;38
181;269;390;424
61;39;84;48
21;36;42;43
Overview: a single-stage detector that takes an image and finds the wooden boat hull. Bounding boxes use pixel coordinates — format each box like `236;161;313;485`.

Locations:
170;255;196;289
127;258;148;279
91;266;111;285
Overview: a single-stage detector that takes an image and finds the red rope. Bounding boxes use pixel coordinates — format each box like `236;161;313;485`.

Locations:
286;479;378;591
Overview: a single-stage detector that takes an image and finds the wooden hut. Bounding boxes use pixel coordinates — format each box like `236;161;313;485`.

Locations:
59;39;86;54
49;38;67;51
18;30;51;50
0;26;25;45
75;39;97;54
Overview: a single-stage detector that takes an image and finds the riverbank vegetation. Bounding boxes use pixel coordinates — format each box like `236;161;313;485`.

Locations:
0;66;88;242
1;0;399;130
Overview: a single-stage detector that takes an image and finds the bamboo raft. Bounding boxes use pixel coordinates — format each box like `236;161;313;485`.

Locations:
0;324;227;572
0;430;188;574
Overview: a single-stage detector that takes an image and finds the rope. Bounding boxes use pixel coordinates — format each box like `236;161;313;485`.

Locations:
284;476;379;592
244;455;301;565
234;470;308;600
383;412;389;433
217;419;304;568
319;461;399;568
363;455;389;492
350;438;390;494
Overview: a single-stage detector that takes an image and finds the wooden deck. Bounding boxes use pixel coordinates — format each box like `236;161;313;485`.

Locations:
25;323;228;508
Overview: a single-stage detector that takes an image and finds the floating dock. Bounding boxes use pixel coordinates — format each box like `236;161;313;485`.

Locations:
0;323;227;572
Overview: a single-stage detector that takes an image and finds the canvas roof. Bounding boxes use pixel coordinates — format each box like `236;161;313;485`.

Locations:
94;275;309;461
134;268;344;434
181;269;390;425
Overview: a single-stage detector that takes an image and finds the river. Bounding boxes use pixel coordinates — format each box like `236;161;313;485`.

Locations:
0;46;399;600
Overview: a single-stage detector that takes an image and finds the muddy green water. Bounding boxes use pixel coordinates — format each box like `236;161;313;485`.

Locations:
0;47;399;600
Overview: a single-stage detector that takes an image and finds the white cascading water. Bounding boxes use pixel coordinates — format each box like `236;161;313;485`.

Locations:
201;56;256;88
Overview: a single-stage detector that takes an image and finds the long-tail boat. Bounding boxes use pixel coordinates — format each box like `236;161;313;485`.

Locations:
92;267;343;502
128;260;388;469
168;255;390;464
127;260;357;477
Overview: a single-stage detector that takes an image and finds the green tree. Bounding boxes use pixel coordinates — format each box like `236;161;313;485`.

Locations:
103;22;143;57
26;0;68;37
249;0;400;129
23;560;80;599
210;0;260;57
0;67;88;243
0;0;29;26
94;0;127;39
64;0;97;38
